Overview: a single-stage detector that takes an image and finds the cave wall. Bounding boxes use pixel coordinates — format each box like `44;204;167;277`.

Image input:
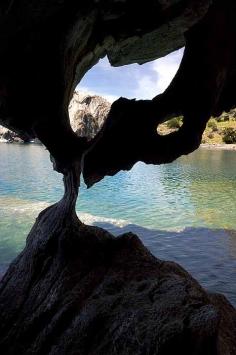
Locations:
0;1;235;198
1;2;236;353
0;0;214;175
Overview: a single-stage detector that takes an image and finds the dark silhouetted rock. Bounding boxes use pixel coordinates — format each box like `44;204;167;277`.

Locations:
0;170;236;354
0;0;212;171
0;2;236;354
83;1;236;186
1;223;236;355
0;90;110;143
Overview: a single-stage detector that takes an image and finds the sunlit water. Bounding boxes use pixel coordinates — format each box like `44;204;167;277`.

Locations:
0;144;236;304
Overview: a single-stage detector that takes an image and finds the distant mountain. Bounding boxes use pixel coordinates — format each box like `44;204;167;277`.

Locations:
0;91;111;143
69;91;111;139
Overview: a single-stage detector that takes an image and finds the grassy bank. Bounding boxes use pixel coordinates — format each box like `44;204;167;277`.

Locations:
158;109;236;145
201;120;236;144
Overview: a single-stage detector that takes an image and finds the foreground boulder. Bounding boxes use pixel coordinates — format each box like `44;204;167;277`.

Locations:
0;173;235;354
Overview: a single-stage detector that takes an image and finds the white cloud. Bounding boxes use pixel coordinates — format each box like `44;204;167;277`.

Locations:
78;86;118;103
77;48;184;102
134;48;184;99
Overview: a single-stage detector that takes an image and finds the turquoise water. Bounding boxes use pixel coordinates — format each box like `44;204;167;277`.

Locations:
0;143;236;304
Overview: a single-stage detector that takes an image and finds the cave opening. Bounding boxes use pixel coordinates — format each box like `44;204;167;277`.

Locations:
69;49;184;140
1;1;236;353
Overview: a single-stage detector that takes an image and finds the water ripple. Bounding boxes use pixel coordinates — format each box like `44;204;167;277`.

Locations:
0;144;236;304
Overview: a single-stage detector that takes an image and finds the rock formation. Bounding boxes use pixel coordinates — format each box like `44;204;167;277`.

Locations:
83;0;236;185
1;1;236;354
0;0;213;172
0;91;110;142
69;91;110;139
0;173;236;355
0;125;24;143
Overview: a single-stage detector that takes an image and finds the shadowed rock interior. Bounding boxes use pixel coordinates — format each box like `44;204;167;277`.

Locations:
0;1;236;354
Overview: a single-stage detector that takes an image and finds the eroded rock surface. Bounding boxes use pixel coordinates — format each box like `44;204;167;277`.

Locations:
83;0;236;185
0;91;110;143
0;205;236;354
69;91;110;139
0;125;20;142
0;2;236;354
0;167;236;355
0;0;212;171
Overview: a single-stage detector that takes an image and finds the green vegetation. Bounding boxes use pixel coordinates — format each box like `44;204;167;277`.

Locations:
222;127;236;144
166;117;182;129
202;119;236;144
207;118;218;131
157;109;236;144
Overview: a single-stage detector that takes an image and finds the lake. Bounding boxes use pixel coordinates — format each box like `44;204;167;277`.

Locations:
0;143;236;304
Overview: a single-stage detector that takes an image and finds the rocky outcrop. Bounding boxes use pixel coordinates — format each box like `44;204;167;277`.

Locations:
2;90;236;147
2;90;236;146
0;0;213;171
0;184;236;354
0;0;234;177
1;2;236;354
83;1;236;186
69;91;110;139
0;164;235;355
0;125;24;143
0;91;110;143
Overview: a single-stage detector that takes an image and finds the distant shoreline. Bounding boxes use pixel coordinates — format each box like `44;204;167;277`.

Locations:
1;139;236;151
200;143;236;150
0;139;41;144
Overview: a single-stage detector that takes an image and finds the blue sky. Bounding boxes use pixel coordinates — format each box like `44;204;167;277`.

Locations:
78;48;184;102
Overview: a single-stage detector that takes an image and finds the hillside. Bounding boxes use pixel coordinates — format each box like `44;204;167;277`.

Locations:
158;109;236;145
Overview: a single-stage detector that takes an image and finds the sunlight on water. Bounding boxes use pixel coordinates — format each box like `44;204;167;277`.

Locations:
0;143;236;304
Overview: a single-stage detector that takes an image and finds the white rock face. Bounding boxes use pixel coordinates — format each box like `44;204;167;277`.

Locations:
69;91;111;139
0;91;111;142
0;126;8;135
0;125;8;142
0;125;22;142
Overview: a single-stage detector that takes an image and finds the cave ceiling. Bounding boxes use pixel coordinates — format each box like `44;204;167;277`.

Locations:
0;0;235;185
